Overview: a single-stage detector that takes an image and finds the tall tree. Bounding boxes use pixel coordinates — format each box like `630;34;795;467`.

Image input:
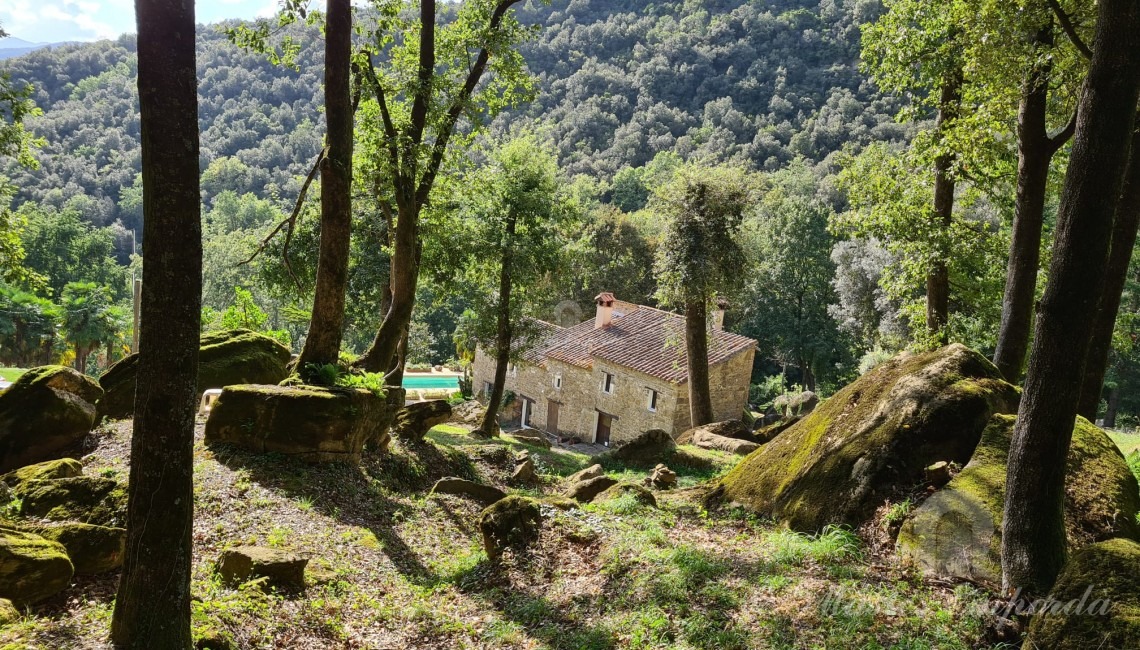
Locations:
1078;122;1140;418
353;0;531;379
462;137;572;436
59;281;123;374
654;165;751;427
992;3;1088;382
0;19;43;288
295;0;353;368
110;0;202;645
1001;0;1140;595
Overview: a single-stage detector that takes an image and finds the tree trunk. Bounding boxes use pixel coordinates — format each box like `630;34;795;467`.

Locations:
927;73;962;344
75;343;87;374
994;43;1068;382
1077;127;1140;419
296;0;352;369
685;300;714;427
356;203;421;380
1001;0;1140;596
111;0;201;645
1105;385;1121;428
478;217;516;437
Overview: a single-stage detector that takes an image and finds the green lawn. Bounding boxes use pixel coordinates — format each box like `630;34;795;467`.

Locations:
0;367;26;382
1109;430;1140;457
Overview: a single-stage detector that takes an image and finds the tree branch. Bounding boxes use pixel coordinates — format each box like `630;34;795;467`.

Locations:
1046;0;1093;59
238;146;326;291
408;0;436;149
362;52;402;202
415;0;523;206
1047;108;1079;155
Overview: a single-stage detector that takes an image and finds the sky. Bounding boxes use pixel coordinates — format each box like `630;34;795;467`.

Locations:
0;0;280;44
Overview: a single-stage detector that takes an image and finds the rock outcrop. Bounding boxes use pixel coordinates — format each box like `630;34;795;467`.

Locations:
203;384;403;463
717;345;1020;531
596;483;657;508
429;477;507;506
392;400;452;442
2;458;83;487
0;366;103;473
0;526;73;604
897;415;1140;585
675;420;755;445
479;496;542;561
603;428;675;465
98;329;292;420
36;522;126;575
15;476;127;527
217;546;307;592
774;391;819;418
1023;538;1140;649
691;430;760;455
564;475;619;503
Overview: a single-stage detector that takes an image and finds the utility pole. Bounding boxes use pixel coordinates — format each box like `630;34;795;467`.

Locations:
131;229;140;354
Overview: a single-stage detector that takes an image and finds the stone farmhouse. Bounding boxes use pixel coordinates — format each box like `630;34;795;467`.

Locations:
472;293;757;445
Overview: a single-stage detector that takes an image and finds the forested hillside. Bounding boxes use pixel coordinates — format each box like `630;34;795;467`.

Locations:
2;0;902;235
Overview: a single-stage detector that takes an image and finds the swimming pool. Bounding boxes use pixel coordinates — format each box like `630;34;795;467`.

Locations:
402;374;460;390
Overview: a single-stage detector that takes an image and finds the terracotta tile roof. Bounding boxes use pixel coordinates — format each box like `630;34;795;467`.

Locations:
524;299;756;384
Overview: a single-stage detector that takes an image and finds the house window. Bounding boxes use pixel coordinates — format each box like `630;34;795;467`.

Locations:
647;388;659;412
602;372;615;394
553;374;562;390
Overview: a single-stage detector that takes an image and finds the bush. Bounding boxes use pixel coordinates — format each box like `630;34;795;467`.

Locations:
749;374;786;408
857;347;894;375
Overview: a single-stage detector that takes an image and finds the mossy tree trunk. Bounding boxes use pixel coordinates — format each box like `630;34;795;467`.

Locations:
1077;126;1140;420
993;28;1076;383
685;300;714;427
1002;0;1140;596
110;0;201;646
296;0;352;369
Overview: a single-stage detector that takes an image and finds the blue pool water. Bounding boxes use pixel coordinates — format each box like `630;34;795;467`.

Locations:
402;374;460;390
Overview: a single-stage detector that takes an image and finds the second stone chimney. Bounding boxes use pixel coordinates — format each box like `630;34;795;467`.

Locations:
595;292;616;329
713;297;729;331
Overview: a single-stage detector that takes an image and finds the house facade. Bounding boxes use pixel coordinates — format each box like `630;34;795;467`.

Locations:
471;293;757;445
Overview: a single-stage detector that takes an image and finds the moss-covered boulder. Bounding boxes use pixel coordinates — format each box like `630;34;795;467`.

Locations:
603;429;675;465
430;477;507;506
718;344;1019;531
98;329;292;420
392;400;451;442
479;495;542;561
0;525;73;604
15;476;127;527
0;597;19;625
675;420;755;445
217;546;307;592
897;415;1140;586
0;366;103;473
1;458;83;487
203;383;403;463
1022;538;1140;649
596;482;657;508
564;475;619;503
36;522;126;574
691;430;760;455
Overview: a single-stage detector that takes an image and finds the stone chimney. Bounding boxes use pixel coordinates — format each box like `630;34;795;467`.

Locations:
595;292;616;329
713;297;729;331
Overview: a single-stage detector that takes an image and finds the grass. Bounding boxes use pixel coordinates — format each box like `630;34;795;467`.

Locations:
1109;429;1140;457
0;420;1005;649
0;367;26;382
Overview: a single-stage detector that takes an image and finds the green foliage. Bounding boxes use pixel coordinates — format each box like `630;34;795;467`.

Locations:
17;204;128;300
749;374;786;408
59;281;127;371
654;163;753;309
297;361;387;397
0;282;60;367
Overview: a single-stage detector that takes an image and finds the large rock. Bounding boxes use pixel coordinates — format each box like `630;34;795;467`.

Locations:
1023;538;1140;649
692;430;760;455
2;458;83;487
450;400;485;425
596;483;657;508
0;366;103;473
564;475;619;503
217;546;307;592
16;476;127;527
897;415;1140;585
675;420;754;445
98;329;292;420
0;598;18;625
36;522;126;574
508;430;552;449
479;495;542;561
565;464;605;484
774;391;819;418
0;525;73;604
717;344;1020;531
603;429;675;465
392;400;451;442
204;384;404;463
429;477;506;506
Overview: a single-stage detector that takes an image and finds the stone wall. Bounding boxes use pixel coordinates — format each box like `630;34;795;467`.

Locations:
472;344;755;445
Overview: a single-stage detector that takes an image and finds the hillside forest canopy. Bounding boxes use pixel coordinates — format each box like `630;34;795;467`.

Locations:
2;0;1140;647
